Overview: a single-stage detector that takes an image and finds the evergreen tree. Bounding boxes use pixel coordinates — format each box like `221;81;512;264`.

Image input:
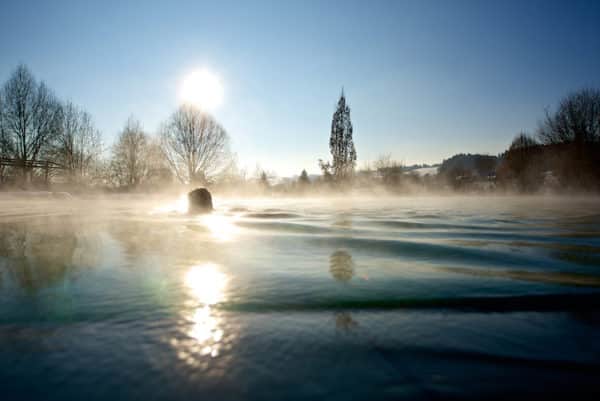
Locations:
259;171;269;188
329;89;356;180
298;169;310;185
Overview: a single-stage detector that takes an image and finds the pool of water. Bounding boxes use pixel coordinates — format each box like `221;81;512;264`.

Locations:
1;195;599;400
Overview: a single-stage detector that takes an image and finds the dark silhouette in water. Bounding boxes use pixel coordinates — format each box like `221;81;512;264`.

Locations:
329;249;354;282
188;188;213;214
0;216;88;292
335;312;358;331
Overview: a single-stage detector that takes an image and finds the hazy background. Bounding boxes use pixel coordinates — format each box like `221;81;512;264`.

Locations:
1;0;600;175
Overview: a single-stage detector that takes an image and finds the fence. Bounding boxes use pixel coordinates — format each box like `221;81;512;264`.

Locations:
0;157;66;183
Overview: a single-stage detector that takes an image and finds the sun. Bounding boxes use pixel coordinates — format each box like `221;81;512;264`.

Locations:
179;68;224;111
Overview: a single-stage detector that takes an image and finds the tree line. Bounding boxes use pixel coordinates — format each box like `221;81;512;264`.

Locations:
0;64;232;190
316;88;600;194
2;64;598;194
497;88;600;192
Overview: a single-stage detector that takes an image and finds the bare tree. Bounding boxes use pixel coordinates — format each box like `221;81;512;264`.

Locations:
109;117;152;188
538;88;600;146
374;154;403;186
160;105;230;185
535;89;600;188
211;154;243;187
510;132;538;150
50;101;101;182
145;136;173;186
497;132;542;192
318;159;333;183
0;64;61;181
0;95;12;182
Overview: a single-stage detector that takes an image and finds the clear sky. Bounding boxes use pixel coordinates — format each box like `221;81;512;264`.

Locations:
1;0;600;176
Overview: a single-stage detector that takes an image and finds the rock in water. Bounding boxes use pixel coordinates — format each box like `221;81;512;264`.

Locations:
188;188;213;214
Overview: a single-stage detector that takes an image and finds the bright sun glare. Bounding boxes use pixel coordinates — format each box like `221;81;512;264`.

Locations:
180;68;224;111
180;263;227;359
184;263;228;305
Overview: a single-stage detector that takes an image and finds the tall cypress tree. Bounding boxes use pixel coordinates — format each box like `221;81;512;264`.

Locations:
329;89;356;180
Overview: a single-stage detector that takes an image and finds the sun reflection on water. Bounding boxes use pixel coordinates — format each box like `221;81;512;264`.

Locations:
199;214;239;241
185;263;228;305
152;194;189;214
151;195;239;242
173;263;230;365
187;306;224;357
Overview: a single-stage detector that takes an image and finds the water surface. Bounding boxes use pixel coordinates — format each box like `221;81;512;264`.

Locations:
1;195;599;400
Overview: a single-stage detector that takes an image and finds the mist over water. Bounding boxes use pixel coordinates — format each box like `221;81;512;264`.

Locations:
1;194;600;400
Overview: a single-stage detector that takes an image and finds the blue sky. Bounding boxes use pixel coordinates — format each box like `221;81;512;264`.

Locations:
1;0;600;175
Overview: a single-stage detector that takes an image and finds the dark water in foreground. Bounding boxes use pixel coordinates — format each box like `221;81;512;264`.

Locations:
1;195;600;400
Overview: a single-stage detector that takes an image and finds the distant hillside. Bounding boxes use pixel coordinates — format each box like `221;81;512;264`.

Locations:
403;163;439;172
438;153;498;178
407;166;439;176
401;163;439;176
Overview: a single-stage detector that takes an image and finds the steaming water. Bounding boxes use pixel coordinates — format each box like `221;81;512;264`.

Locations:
1;195;600;400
